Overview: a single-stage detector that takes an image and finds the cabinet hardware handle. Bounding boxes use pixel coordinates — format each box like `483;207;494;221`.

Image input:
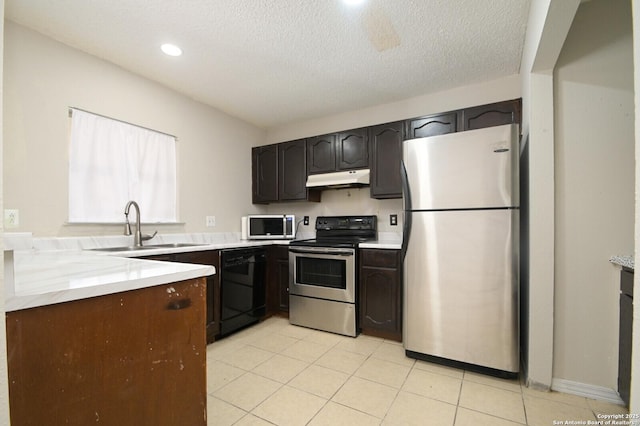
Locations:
167;298;191;310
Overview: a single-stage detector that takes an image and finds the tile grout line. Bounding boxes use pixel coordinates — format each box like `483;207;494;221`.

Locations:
237;323;351;425
520;377;530;426
210;318;537;425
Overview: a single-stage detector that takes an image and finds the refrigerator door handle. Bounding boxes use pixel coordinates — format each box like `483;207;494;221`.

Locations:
400;160;412;261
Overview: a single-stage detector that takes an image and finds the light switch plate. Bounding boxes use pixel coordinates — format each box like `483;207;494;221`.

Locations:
390;214;398;226
206;216;216;227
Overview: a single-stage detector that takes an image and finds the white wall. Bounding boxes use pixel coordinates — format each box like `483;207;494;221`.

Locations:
3;21;265;237
631;0;640;413
519;0;581;391
266;75;521;144
0;2;11;424
553;0;634;392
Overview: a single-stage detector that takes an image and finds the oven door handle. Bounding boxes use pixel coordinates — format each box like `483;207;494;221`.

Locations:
289;248;354;256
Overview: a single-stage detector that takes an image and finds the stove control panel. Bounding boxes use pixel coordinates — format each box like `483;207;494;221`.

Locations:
315;216;377;232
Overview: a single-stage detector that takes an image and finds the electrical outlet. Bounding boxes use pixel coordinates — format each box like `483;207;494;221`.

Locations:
303;216;309;225
390;214;398;226
206;216;216;227
4;209;19;228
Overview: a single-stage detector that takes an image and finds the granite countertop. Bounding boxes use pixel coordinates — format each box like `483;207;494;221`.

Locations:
610;255;634;270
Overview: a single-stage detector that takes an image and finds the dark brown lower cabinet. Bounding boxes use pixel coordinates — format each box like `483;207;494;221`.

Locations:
144;250;220;344
267;245;290;314
173;251;221;344
359;249;402;341
6;278;207;426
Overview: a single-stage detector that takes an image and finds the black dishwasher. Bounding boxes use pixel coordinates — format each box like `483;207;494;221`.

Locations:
219;247;267;337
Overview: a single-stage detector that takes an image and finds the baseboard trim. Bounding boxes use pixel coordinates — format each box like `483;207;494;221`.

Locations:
551;378;624;405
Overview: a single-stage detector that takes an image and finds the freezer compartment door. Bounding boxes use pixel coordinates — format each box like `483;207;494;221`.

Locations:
403;209;519;373
403;124;519;210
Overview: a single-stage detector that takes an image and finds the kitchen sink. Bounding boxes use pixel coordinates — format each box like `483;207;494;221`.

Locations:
91;246;154;252
143;243;208;249
91;243;207;252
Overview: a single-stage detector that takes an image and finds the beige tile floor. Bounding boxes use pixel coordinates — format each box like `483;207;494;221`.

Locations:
206;317;627;426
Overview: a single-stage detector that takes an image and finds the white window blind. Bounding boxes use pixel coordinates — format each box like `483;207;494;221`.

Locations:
68;109;177;223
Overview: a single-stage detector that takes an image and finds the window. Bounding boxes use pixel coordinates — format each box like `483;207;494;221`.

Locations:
68;108;177;223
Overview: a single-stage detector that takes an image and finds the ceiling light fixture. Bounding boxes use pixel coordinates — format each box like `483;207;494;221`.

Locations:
161;43;182;57
343;0;366;6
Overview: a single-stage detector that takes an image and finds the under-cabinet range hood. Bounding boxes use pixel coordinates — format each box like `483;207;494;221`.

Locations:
305;169;370;189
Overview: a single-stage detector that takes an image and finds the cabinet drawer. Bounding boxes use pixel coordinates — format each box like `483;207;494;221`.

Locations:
361;249;399;268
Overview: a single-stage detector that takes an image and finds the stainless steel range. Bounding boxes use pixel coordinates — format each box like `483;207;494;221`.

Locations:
288;215;377;337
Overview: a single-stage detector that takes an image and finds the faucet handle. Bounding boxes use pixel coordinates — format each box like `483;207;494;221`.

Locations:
141;230;158;242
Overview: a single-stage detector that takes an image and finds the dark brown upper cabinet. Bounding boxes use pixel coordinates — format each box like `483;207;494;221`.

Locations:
370;121;404;199
307;134;336;174
278;139;308;201
307;128;369;174
462;99;522;131
255;98;521;203
406;112;459;139
252;141;319;204
336;128;369;170
252;144;278;204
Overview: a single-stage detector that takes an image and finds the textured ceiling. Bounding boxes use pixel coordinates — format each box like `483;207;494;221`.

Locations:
5;0;531;128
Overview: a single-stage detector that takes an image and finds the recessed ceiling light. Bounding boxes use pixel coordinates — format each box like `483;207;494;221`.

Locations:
161;43;182;57
343;0;366;5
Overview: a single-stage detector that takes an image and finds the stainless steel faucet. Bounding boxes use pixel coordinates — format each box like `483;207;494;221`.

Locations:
124;200;157;247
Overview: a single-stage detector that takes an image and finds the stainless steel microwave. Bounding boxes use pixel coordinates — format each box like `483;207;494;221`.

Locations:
247;215;295;240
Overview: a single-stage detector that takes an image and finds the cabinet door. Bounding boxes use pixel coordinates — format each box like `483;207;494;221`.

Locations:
359;249;402;341
266;246;290;313
337;128;369;170
307;134;336;174
619;269;634;406
620;291;632;406
173;250;220;344
276;256;290;311
6;278;207;425
462;99;521;131
252;145;278;203
406;112;459;139
370;122;403;199
279;139;308;201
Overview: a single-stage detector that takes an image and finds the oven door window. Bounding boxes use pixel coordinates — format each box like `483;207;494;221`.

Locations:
296;256;346;290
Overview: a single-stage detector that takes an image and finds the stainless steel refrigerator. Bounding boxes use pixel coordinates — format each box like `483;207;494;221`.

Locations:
401;123;519;377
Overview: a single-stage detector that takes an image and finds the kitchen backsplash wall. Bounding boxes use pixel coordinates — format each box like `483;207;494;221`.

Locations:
260;187;403;235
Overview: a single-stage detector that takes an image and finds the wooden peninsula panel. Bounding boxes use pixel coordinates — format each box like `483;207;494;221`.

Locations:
6;278;207;426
